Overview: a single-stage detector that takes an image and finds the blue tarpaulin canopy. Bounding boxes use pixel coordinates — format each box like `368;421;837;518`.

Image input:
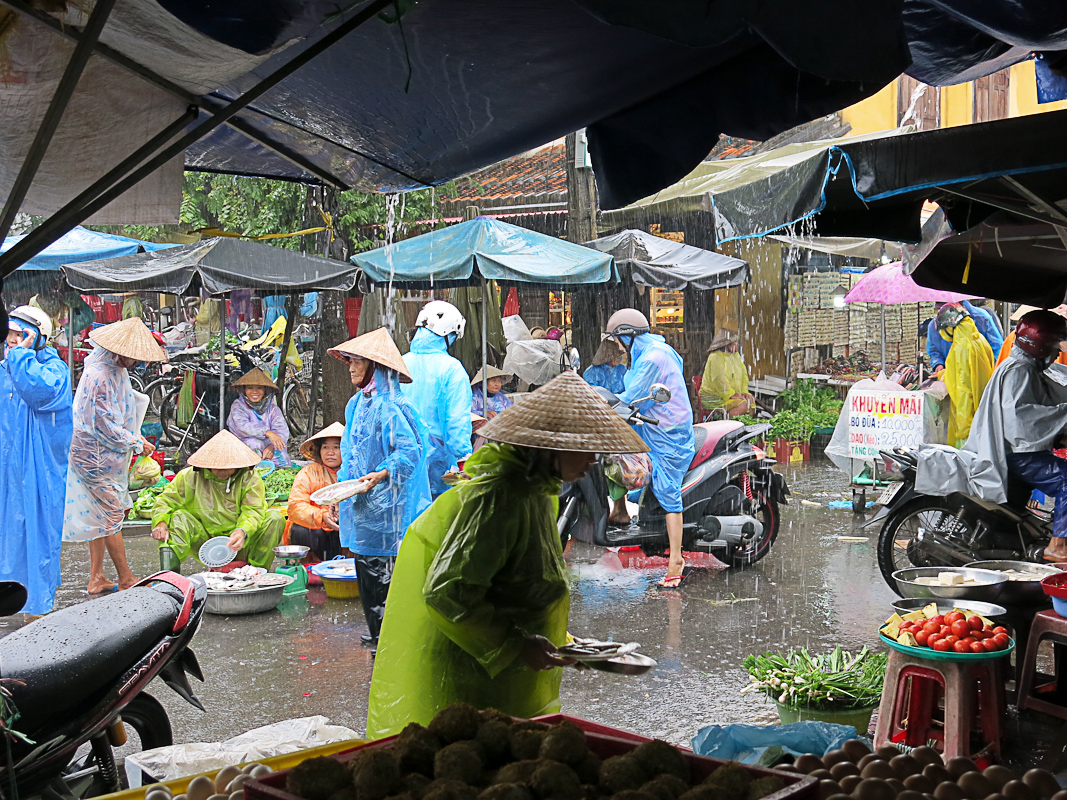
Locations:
352;217;616;287
2;227;175;272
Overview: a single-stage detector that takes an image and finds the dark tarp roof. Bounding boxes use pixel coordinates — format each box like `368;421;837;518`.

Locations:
583;229;749;290
5;0;1067;220
352;216;616;287
61;237;359;295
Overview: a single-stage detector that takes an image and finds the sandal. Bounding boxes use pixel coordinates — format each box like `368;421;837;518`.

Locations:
657;568;690;589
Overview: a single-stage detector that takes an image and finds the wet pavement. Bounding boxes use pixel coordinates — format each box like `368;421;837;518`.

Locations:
11;459;1067;773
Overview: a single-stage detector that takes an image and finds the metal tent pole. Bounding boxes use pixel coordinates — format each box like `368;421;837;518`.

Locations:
481;279;488;388
66;310;74;394
881;304;887;371
218;298;226;433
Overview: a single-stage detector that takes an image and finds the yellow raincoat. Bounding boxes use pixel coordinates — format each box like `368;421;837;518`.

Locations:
943;317;995;448
366;443;569;739
700;350;749;410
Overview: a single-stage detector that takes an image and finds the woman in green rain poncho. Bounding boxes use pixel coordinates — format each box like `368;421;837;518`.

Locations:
366;370;649;738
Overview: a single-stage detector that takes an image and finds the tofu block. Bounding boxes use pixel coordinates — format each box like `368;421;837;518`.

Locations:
938;572;964;586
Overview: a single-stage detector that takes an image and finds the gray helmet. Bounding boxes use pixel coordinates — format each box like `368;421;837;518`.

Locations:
935;302;969;333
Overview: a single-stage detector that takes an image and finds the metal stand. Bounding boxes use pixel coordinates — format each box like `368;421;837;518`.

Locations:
218;298;227;433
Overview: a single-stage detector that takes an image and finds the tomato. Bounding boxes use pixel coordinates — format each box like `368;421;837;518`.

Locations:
915;630;930;646
954;640;972;653
951;620;971;638
928;634;943;646
970;641;986;653
945;635;960;646
931;638;952;652
930;615;945;627
968;616;984;631
945;611;965;625
972;629;989;640
993;633;1011;649
993;626;1009;635
961;637;975;646
984;623;994;631
923;621;940;635
982;639;1000;652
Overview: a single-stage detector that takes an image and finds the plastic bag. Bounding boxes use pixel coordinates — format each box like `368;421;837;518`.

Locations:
604;452;652;491
129;455;162;490
691;721;861;766
502;339;564;386
502;314;531;343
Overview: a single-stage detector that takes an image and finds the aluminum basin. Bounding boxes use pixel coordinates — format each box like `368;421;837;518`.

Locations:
204;577;294;616
891;597;1008;619
964;560;1061;606
892;567;1007;602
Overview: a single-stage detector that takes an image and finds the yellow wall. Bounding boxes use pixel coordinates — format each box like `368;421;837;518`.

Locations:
1009;59;1067;117
839;81;898;135
716;239;784;381
939;82;972;128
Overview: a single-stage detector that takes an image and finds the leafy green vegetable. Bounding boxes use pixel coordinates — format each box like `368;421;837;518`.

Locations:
741;646;887;710
263;467;300;497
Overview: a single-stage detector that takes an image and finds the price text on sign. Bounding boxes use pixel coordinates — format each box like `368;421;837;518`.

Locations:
847;389;925;459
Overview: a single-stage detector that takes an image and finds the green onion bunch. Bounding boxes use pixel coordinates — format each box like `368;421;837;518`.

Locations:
741;646;887;710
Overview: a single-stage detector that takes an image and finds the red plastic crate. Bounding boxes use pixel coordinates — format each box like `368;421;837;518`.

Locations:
244;717;815;800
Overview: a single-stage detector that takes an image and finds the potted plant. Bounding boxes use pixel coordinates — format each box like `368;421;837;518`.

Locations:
768;409;817;463
741;646;887;732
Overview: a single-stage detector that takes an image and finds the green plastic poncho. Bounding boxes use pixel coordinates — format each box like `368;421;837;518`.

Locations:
366;443;569;739
943;316;995;448
699;350;749;410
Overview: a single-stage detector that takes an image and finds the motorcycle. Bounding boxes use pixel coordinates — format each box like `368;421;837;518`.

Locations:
557;385;789;566
0;572;207;798
873;448;1052;589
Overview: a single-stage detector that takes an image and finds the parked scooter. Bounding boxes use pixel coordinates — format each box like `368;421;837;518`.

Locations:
873;448;1052;589
557;385;789;566
0;572;206;798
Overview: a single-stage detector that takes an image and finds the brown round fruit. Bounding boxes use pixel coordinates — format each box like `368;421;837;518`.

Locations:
905;775;936;794
861;762;897;781
946;758;979;779
853;778;897;800
827;795;854;800
859;754;882;770
876;746;902;761
1050;792;1067;800
797;755;827;775
898;792;928;800
985;795;1008;800
891;756;922;779
840;776;863;794
1002;781;1036;800
1022;771;1061;800
832;763;861;781
843;740;872;763
824;751;851;768
924;766;954;785
934;783;966;800
958;772;995;799
820;780;844;800
778;766;801;774
811;770;835;782
913;747;945;768
983;768;1014;791
888;780;907;796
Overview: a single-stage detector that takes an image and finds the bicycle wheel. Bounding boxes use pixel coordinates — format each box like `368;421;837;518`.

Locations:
283;381;321;436
159;387;193;446
129;372;146;395
143;377;176;415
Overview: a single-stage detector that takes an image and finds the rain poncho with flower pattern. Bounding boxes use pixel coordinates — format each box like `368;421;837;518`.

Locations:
0;346;72;614
402;327;472;495
62;347;142;543
943;316;995;448
617;333;696;512
366;443;569;737
339;367;432;557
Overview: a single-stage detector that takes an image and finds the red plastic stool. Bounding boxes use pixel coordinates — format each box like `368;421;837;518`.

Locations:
874;650;1007;761
1017;609;1067;720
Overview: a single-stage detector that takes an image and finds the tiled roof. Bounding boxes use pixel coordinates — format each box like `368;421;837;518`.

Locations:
438;144;567;215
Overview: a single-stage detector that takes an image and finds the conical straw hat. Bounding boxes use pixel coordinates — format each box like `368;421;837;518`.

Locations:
478;370;649;454
328;327;412;382
89;318;167;362
299;421;346;460
708;329;738;351
187;430;262;470
471;365;511;386
233;367;278;391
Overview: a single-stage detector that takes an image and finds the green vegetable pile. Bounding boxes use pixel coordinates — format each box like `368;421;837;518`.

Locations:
263;467;300;499
131;479;170;520
745;379;844;443
741;645;887;710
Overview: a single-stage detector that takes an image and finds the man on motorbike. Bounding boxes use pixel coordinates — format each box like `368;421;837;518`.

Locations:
918;310;1067;561
402;301;473;497
605;309;696;588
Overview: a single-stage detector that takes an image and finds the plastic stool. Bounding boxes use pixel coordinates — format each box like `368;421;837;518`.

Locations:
1017;609;1067;720
874;650;1006;761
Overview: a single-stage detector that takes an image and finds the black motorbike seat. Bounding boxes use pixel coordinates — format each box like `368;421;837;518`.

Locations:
0;587;179;734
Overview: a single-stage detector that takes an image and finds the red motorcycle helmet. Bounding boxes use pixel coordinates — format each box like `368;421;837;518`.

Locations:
1015;309;1067;359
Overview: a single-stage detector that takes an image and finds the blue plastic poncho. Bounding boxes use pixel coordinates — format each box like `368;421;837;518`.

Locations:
401;327;473;495
616;333;696;513
262;295;287;332
339;367;432;557
583;363;627;395
927;300;1004;368
0;345;72;614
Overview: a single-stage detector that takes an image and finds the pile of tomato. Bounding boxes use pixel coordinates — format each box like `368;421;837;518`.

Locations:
899;611;1012;653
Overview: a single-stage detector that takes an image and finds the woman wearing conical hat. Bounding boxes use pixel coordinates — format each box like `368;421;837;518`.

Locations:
285;422;346;561
328;328;432;648
227;367;291;467
149;431;285;572
470;365;513;419
62;318;165;594
366;370;649;737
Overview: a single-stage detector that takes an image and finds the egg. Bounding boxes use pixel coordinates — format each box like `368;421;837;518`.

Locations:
958;772;995;799
187;776;216;800
226;775;252;792
935;782;966;800
832;763;861;781
861;761;897;781
840;775;863;794
876;745;902;761
1002;781;1036;800
797;755;828;775
206;794;228;800
241;764;260;775
811;770;835;782
173;795;187;800
824;751;851;768
913;747;944;768
145;790;172;800
843;740;872;763
925;766;954;785
984;768;1015;791
891;756;923;779
947;759;978;779
853;778;897;800
905;775;936;794
1023;770;1061;799
229;794;243;800
215;767;242;794
820;779;844;799
249;766;273;779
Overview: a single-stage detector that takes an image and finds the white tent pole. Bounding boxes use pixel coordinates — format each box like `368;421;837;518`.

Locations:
66;309;74;395
218;297;226;433
481;278;488;387
881;304;887;370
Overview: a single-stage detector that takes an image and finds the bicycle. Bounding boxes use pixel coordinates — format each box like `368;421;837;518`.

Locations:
281;356;323;436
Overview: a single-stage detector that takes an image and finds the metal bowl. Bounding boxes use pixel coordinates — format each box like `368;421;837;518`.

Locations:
964;560;1061;605
204;577;294;616
273;544;310;560
892;567;1007;601
891;597;1008;619
585;653;658;675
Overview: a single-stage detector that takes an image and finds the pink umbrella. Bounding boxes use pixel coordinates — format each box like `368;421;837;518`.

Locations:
844;261;978;305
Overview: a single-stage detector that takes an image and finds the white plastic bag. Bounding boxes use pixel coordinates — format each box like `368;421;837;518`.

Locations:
501;314;532;344
503;339;564;386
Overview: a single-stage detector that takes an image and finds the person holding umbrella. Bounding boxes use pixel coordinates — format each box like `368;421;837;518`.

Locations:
62;318;163;593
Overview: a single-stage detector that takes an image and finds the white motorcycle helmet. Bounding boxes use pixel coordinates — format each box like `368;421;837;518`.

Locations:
416;300;466;341
8;305;53;350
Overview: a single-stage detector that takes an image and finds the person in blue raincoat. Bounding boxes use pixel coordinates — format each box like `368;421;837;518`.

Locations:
0;306;72;615
402;301;472;496
607;309;696;589
329;327;432;647
927;300;1003;373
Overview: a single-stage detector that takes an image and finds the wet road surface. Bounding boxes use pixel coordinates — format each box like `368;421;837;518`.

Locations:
16;460;906;753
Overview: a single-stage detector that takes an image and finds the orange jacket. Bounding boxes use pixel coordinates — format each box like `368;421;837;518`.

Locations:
284;462;338;543
996;331;1067;368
